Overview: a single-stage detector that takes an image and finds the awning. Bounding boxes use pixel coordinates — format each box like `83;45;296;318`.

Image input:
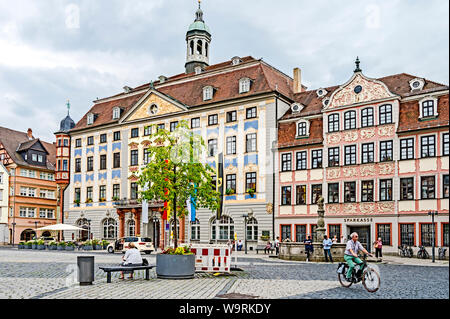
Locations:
37;223;85;231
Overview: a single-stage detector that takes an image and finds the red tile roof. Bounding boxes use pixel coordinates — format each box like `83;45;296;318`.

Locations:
72;57;294;131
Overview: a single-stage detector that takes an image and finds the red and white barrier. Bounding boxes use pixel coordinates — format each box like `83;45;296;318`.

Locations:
191;244;231;273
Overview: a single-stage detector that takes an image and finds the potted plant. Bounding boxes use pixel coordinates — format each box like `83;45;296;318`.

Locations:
18;242;25;249
225;188;235;196
32;240;38;250
102;240;110;250
74;199;80;207
92;239;102;250
83;240;93;251
112;196;120;204
247;188;255;198
99;197;106;202
49;242;58;250
156;246;196;279
86;198;93;204
37;239;46;250
25;241;33;249
65;242;75;251
57;241;66;250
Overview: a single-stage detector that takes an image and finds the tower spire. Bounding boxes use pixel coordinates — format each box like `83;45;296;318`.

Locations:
66;100;71;115
195;0;204;21
354;56;362;73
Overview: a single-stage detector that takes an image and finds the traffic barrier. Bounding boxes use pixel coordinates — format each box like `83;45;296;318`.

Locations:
191;244;231;273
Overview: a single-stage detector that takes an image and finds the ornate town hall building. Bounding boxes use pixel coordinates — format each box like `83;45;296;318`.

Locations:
276;60;449;254
59;4;295;249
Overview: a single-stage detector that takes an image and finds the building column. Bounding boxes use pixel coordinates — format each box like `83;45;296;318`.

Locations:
117;210;125;238
132;208;141;236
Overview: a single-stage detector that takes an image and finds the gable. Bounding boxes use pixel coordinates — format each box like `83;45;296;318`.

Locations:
121;90;187;123
327;73;398;110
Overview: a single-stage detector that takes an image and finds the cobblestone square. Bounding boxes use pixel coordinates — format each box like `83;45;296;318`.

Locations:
0;248;448;299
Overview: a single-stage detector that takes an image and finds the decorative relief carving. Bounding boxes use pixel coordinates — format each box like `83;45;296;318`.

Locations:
129;167;138;173
343;166;358;178
327;133;341;145
377;201;394;213
360;203;375;214
328;74;394;109
343;131;358;142
360;164;376;177
141;140;151;147
327;168;341;180
360;128;376;140
129;142;139;149
378;162;395;175
343;203;357;215
326;204;340;215
378;125;395;137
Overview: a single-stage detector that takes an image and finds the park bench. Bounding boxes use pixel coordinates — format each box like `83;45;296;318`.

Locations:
99;265;156;283
255;245;274;254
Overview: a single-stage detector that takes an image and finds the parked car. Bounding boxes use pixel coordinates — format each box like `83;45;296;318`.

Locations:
107;237;154;254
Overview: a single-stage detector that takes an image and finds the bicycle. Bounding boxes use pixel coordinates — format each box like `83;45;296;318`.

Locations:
398;245;413;258
417;245;429;259
337;254;380;293
438;247;447;260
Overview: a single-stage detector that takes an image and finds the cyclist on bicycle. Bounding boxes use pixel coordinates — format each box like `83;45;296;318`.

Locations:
344;232;373;281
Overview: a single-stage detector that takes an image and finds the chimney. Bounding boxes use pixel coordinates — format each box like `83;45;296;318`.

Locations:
27;128;33;140
293;68;302;94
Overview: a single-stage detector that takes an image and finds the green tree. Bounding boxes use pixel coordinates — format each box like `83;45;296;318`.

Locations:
138;120;221;248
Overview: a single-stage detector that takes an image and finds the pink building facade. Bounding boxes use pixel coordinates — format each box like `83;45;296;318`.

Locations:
276;63;449;255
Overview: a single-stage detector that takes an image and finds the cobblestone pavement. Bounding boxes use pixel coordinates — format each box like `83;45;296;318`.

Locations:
0;248;448;299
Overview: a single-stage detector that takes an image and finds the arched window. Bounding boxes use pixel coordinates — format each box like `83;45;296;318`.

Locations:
191;219;200;241
126;219;135;237
196;40;203;55
211;215;234;240
246;217;258;241
103;218;117;239
328;114;339;132
361;107;374;127
205;42;208;57
344;110;356;130
189;40;194;55
76;218;90;241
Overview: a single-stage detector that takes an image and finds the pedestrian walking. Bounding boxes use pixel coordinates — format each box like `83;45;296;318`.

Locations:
304;236;314;261
274;236;280;255
374;237;383;259
323;235;333;263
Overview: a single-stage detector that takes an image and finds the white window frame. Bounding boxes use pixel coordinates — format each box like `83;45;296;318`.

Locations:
239;78;251;94
203;86;213;101
112;107;121;120
87;113;94;125
419;96;438;119
296;119;310;137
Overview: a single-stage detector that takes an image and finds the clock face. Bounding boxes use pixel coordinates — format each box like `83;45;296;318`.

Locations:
354;85;362;94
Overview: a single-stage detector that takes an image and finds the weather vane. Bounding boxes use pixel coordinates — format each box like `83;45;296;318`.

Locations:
66;100;71;114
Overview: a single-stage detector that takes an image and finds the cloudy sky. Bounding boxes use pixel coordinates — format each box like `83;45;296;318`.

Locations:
0;0;448;142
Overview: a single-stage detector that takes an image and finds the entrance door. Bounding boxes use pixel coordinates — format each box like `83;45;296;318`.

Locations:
349;226;371;252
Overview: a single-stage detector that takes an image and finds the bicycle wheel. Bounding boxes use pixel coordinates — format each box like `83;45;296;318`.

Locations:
362;268;380;293
338;272;353;288
417;251;423;259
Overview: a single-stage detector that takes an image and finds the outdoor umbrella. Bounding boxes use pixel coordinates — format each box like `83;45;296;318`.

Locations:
36;223;85;231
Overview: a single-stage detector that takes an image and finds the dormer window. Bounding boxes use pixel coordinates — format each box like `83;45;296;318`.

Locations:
409;78;425;91
203;86;214;101
239;78;251;94
291;103;304;114
87;113;94;125
231;57;242;66
316;88;328;98
322;98;330;107
112;107;121;120
419;97;438;119
296;120;310;137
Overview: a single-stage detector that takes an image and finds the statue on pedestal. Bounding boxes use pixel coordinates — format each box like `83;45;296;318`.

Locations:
315;196;326;243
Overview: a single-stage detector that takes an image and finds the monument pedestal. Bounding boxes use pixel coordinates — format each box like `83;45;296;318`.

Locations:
279;242;346;262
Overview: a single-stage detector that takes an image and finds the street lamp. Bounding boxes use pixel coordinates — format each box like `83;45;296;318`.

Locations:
428;211;438;263
152;214;159;251
242;210;253;255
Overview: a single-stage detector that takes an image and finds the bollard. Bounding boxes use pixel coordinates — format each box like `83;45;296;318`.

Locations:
77;256;94;286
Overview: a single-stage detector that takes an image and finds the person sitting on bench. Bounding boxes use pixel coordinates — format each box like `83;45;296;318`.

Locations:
119;242;143;280
264;241;272;254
